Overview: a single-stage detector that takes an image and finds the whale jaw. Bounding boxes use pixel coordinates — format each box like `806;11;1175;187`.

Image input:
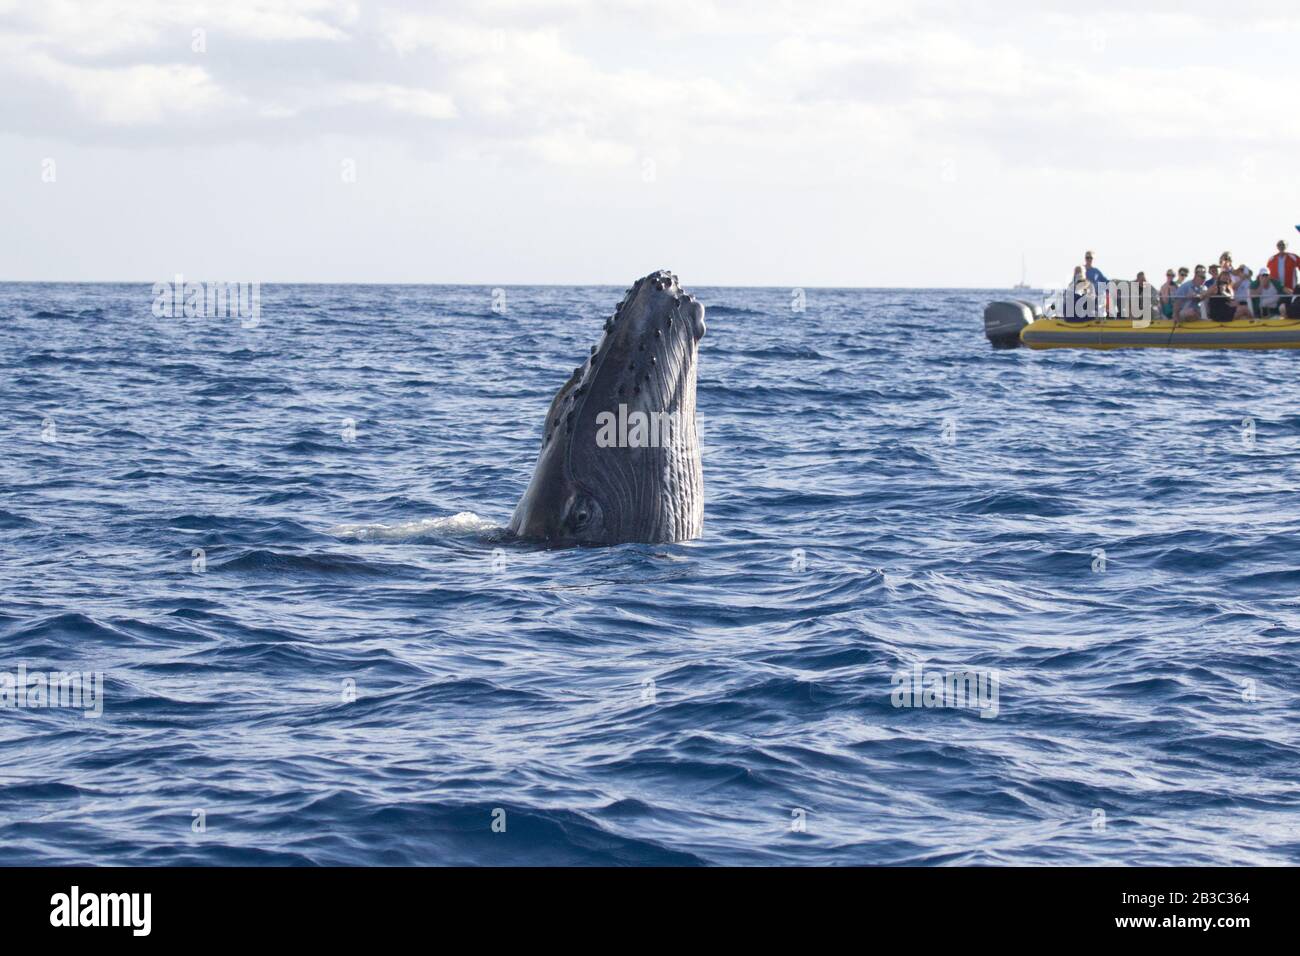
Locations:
509;270;705;547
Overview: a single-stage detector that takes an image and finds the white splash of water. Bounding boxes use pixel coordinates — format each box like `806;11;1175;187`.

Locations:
330;512;500;541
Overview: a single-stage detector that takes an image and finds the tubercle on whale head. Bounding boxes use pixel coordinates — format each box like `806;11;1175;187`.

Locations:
508;270;706;547
552;271;703;428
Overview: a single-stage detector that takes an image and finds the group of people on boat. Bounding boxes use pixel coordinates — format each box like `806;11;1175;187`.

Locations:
1065;239;1300;324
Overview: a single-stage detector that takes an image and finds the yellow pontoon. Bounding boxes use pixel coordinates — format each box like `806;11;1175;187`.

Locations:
983;300;1300;350
1021;315;1300;350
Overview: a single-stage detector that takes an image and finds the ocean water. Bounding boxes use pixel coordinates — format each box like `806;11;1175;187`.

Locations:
2;280;1298;866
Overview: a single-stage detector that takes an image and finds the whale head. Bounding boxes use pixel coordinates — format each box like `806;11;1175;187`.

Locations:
509;270;706;547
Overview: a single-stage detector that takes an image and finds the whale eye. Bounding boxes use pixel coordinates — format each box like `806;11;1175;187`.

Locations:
565;495;602;536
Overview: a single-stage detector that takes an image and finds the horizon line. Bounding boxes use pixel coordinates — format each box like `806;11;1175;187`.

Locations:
0;279;1044;292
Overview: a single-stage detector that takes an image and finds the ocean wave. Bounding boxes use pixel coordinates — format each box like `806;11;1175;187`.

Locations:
329;512;501;541
0;509;41;529
703;304;766;316
213;548;413;577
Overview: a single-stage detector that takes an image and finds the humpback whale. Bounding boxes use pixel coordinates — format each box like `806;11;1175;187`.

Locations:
509;270;706;546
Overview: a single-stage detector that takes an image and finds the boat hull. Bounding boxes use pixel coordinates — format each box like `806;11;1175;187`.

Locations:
1021;316;1300;350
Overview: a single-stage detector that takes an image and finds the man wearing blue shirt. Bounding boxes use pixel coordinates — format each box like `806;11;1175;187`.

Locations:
1174;264;1209;323
1084;251;1109;316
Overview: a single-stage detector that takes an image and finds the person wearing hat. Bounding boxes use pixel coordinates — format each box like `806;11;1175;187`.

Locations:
1249;268;1285;317
1084;251;1109;316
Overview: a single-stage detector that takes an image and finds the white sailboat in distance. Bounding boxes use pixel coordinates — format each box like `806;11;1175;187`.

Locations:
1012;255;1032;291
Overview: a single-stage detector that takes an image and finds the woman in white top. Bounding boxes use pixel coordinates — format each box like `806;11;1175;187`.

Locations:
1066;266;1094;323
1232;267;1253;319
1250;268;1284;317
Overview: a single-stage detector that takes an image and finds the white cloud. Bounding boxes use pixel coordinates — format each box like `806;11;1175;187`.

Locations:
204;0;359;42
4;0;357;54
337;83;457;120
9;0;1291;156
12;45;236;125
525;126;636;167
2;0;1297;283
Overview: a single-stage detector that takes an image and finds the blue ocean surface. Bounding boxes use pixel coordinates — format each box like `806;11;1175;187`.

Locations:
1;281;1298;866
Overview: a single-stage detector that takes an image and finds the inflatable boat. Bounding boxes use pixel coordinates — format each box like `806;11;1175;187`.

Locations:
984;300;1300;350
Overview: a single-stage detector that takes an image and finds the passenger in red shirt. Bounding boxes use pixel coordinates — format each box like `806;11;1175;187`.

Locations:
1267;239;1300;317
1267;239;1299;289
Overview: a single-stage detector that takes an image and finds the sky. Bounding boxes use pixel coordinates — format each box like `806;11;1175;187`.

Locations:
1;0;1297;287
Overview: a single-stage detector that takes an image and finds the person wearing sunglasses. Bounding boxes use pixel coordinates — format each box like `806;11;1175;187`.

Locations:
1251;268;1285;317
1231;266;1254;319
1084;251;1109;316
1267;239;1300;316
1174;265;1208;324
1159;269;1178;319
1206;272;1237;322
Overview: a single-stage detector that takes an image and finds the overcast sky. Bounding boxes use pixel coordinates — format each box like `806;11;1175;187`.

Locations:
2;0;1297;287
